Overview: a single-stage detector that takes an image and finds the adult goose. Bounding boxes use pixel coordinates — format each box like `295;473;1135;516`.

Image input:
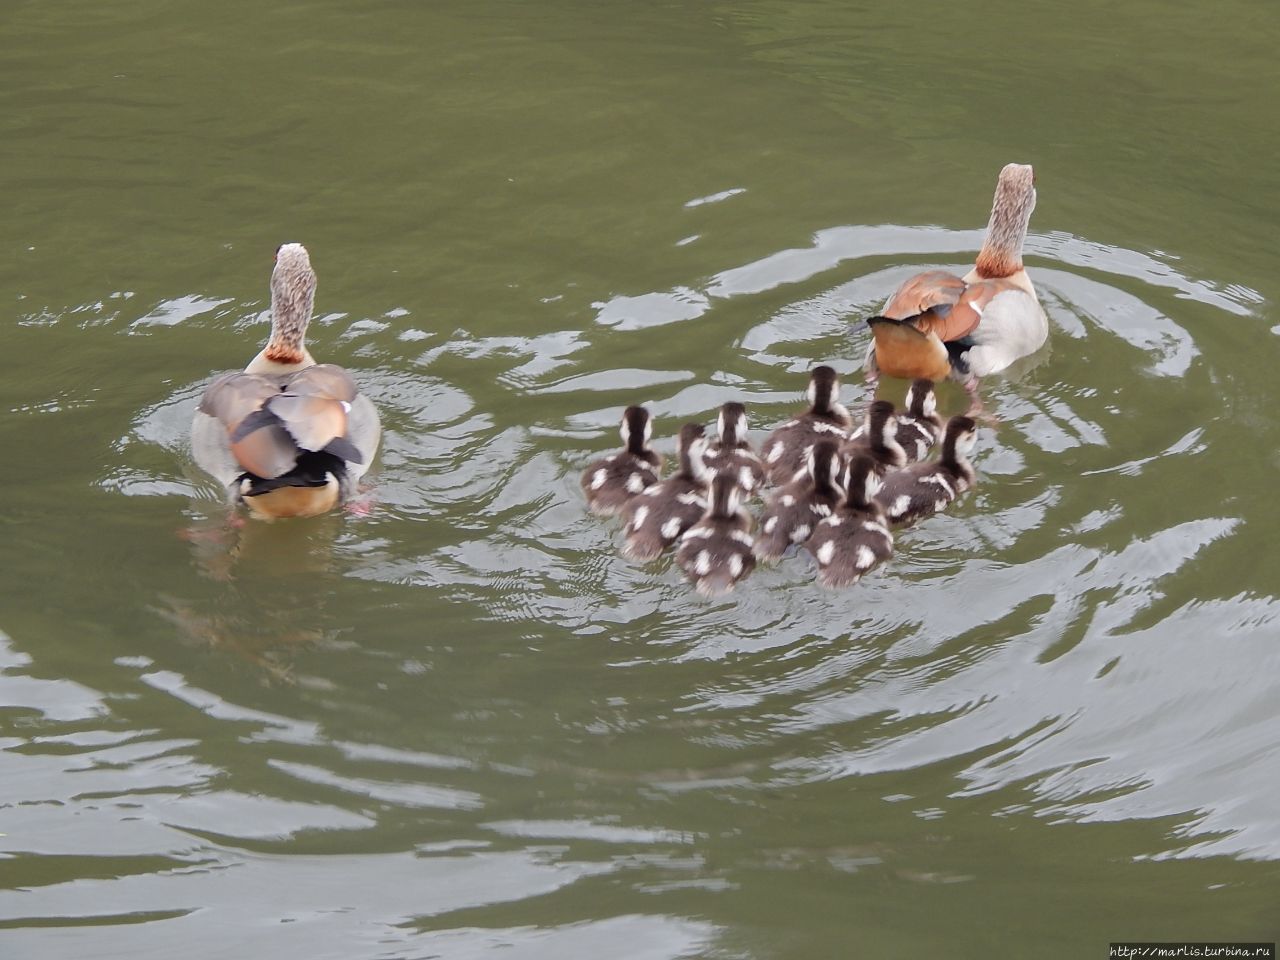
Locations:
191;243;381;519
865;163;1048;408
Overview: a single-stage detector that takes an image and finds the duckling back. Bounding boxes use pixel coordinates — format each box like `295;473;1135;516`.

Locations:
677;473;755;596
621;423;710;560
806;453;894;588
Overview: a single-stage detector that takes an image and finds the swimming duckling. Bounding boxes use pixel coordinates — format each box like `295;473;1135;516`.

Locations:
703;401;765;496
753;439;845;563
864;164;1048;413
622;423;712;561
761;366;854;486
676;472;756;596
806;453;894;588
847;380;943;463
840;399;907;476
875;415;978;525
580;405;663;515
894;379;945;460
191;243;381;519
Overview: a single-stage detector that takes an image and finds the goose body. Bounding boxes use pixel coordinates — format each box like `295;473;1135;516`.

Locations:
581;406;663;515
702;401;765;496
875;415;978;525
191;244;380;519
761;366;853;486
865;164;1048;392
677;473;756;596
753;440;845;563
622;423;711;561
806;454;894;588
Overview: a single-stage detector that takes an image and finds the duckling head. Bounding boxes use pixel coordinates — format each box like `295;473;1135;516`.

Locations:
844;452;883;508
806;439;844;495
905;379;937;419
717;402;749;448
943;415;979;460
677;422;710;480
806;365;842;413
620;405;653;454
265;243;317;365
707;472;742;519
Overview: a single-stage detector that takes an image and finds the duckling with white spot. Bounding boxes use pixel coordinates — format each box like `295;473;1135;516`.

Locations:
875;415;978;525
580;405;663;516
677;472;756;596
845;380;943;464
761;366;853;486
702;401;765;497
806;453;894;588
622;423;712;561
839;399;907;477
753;439;845;563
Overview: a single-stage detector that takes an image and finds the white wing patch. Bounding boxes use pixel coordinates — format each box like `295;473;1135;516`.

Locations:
730;530;753;546
694;550;712;575
891;495;911;518
626;472;647;493
590;469;607;490
661;517;682;540
677;491;703;505
763;516;778;534
855;545;875;569
766;441;785;464
816;541;835;566
631;505;649;530
780;494;795;507
791;523;810;543
728;554;743;577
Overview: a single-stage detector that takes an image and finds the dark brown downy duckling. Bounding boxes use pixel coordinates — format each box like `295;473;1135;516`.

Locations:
677;472;756;596
753;439;845;563
580;405;663;516
840;399;907;477
806;453;894;588
703;401;765;497
846;379;943;463
622;423;711;560
875;415;978;525
761;365;853;486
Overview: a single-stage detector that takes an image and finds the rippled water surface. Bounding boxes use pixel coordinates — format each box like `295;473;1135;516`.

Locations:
3;1;1279;957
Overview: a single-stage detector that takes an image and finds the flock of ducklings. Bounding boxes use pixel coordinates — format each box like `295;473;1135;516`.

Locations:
581;365;978;596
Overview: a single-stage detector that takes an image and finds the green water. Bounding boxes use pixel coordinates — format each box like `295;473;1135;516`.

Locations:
2;1;1278;957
